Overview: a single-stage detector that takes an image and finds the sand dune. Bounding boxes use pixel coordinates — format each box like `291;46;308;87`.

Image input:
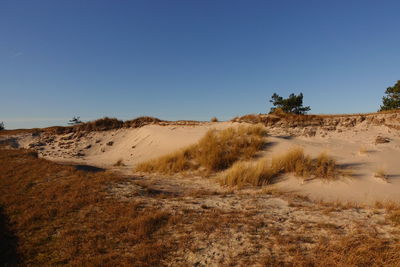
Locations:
4;113;400;204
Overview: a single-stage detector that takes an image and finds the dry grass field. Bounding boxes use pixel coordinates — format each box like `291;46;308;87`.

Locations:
1;147;400;266
2;111;400;266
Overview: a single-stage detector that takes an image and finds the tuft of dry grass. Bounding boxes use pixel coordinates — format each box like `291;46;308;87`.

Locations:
113;159;125;166
220;148;342;186
135;125;267;174
358;146;368;155
374;168;388;181
271;148;340;180
219;158;275;187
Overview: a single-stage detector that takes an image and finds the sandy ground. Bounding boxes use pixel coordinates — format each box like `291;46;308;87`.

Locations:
109;173;400;266
5;119;400;205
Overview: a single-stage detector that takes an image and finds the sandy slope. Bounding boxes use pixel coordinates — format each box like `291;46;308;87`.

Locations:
5;116;400;204
36;122;235;167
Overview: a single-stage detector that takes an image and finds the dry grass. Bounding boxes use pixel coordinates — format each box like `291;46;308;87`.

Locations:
358;146;368;155
220;159;276;187
375;201;400;226
0;149;175;266
220;148;341;186
271;148;340;180
135;125;267;174
124;116;162;128
289;231;400;266
51;116;163;134
374;168;388;181
113;159;125;166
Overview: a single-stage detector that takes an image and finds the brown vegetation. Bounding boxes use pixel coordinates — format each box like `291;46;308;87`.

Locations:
220;158;275;187
124;116;162;128
51;116;163;135
221;148;341;187
291;231;400;266
210;117;219;122
135;125;267;174
0;149;175;266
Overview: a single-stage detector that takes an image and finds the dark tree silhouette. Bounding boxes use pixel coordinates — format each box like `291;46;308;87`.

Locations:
269;93;311;115
380;80;400;111
68;116;82;125
0;122;4;131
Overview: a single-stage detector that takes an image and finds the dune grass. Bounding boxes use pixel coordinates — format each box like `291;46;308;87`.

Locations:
135;125;267;174
219;158;275;187
220;148;341;187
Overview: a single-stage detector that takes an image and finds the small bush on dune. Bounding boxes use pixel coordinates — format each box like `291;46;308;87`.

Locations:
135;125;267;174
210;117;219;122
76;117;124;131
124;116;162;128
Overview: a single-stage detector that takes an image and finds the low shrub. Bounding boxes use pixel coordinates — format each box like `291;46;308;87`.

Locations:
124;116;162;128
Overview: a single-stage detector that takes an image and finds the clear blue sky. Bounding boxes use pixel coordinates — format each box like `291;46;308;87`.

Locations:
1;0;399;129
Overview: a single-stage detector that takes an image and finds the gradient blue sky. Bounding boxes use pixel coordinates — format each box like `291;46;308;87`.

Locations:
1;0;400;129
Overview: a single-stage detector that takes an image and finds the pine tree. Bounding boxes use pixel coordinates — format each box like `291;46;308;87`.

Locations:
380;80;400;111
269;93;311;115
68;116;82;125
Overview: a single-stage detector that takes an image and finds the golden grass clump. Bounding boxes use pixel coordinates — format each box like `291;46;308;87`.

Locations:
272;148;339;180
135;125;267;174
220;147;341;187
220;158;276;187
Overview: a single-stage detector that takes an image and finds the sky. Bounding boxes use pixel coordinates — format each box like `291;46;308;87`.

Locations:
1;0;400;129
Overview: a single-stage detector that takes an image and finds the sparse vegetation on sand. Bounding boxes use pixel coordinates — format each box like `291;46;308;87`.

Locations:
53;116;163;134
135;125;267;174
221;148;341;186
290;231;400;266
